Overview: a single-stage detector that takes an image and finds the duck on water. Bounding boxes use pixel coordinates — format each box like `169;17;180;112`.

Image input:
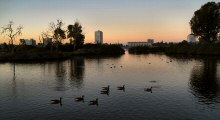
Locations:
51;97;62;105
89;98;98;106
75;95;84;102
117;85;125;91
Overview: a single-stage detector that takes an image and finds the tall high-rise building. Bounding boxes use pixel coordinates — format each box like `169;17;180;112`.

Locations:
95;30;103;44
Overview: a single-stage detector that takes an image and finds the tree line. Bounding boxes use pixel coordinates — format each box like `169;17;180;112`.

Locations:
40;19;85;50
1;19;85;52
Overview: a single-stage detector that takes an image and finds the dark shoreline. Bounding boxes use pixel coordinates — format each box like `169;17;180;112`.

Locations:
0;51;125;63
0;44;125;62
128;43;220;56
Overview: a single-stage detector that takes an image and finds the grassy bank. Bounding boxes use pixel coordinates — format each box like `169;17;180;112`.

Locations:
0;52;71;62
128;46;165;54
165;43;220;55
76;44;125;55
128;43;220;56
0;44;125;62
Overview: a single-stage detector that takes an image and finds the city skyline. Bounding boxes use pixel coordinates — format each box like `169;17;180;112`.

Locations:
0;0;218;44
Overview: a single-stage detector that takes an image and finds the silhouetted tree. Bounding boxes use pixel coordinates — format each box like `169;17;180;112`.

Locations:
1;21;23;51
49;19;66;50
39;31;53;50
190;2;220;43
41;31;51;39
67;21;85;50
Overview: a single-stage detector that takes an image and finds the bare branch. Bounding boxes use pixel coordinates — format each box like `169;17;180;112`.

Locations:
1;21;23;45
41;31;52;38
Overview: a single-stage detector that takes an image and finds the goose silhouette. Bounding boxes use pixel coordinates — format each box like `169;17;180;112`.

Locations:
102;85;110;91
89;98;98;106
51;97;62;105
75;95;84;102
144;87;153;92
117;85;125;91
101;89;110;96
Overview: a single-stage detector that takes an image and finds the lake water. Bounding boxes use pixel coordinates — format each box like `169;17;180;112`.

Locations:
1;52;220;120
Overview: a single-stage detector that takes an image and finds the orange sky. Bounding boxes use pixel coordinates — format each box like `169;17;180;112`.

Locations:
0;0;216;44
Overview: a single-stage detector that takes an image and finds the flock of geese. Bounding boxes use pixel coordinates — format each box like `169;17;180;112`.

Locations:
50;85;153;106
50;56;176;106
51;63;158;106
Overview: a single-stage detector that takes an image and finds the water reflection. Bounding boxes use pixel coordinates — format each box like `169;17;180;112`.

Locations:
12;63;17;100
2;53;220;119
189;58;220;105
52;57;85;91
54;61;67;91
69;57;85;89
167;55;220;105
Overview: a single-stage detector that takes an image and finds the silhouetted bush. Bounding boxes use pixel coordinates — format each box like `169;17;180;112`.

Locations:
77;44;125;55
0;44;125;61
128;46;165;54
59;44;74;52
165;43;220;55
15;45;44;52
128;43;220;56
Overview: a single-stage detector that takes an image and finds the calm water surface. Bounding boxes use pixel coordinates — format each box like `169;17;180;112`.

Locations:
1;52;220;120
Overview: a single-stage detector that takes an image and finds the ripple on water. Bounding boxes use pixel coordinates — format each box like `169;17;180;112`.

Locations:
1;53;220;120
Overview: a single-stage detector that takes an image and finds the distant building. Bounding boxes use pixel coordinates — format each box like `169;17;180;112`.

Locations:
147;39;154;44
187;34;197;43
43;37;53;46
217;33;220;41
95;30;103;44
128;38;154;47
20;38;36;46
25;39;36;46
128;42;152;47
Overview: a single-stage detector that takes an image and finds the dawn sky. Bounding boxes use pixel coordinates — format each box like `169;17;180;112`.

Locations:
0;0;219;44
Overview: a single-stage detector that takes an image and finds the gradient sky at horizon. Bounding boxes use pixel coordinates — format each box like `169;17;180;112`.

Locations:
0;0;219;44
